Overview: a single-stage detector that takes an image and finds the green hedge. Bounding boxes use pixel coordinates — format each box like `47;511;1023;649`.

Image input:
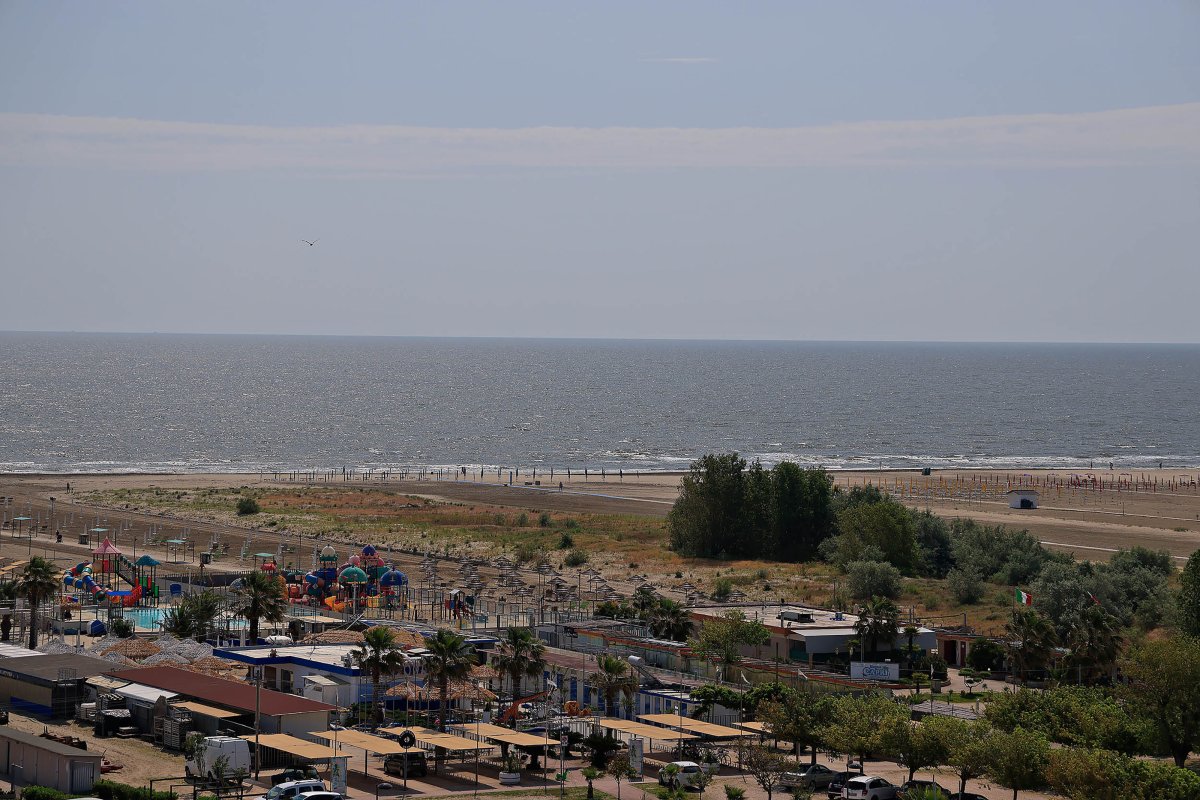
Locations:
93;780;176;800
21;788;71;800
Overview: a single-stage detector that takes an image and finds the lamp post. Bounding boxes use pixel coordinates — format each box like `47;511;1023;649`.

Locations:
376;782;393;800
676;701;684;761
253;665;263;779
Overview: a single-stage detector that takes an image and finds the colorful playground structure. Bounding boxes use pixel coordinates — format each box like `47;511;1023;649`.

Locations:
282;544;410;613
62;537;159;607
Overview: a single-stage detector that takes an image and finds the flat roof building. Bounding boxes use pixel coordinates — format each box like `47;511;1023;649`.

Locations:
0;653;114;717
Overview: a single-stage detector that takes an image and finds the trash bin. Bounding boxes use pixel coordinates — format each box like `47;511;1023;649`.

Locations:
921;467;932;476
79;532;89;545
200;552;213;565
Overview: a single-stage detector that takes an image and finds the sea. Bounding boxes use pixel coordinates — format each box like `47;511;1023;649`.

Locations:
1;332;1197;474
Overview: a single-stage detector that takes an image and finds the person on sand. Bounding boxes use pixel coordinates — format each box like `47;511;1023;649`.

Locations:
559;482;563;491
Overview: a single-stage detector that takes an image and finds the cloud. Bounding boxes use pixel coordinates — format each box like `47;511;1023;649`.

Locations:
1;103;1198;174
641;57;717;64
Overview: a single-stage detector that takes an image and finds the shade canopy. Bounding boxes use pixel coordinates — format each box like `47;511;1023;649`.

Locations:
339;566;368;584
134;555;161;567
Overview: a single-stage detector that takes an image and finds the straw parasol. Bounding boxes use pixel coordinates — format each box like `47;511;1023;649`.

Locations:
301;629;366;645
101;638;161;660
469;664;499;681
386;680;497;703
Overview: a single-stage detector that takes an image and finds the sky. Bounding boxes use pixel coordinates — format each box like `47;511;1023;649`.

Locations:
0;1;1197;342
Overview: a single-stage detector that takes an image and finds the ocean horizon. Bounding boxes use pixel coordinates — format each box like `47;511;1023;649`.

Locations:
2;331;1198;474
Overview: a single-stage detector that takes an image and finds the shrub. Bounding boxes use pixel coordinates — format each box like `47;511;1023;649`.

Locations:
564;548;589;567
493;513;506;526
563;518;581;530
846;560;902;600
966;637;1006;671
711;577;733;602
94;780;176;800
516;512;530;527
947;567;985;604
539;511;552;527
235;497;260;516
108;617;135;638
558;532;575;549
22;788;70;800
513;542;539;563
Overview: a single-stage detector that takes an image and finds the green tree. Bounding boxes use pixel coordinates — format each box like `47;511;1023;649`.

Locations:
351;626;405;724
590;654;637;717
606;751;636;800
1179;549;1200;636
668;453;752;558
423;629;473;731
770;462;834;561
985;726;1050;800
1065;604;1122;683
824;693;908;771
922;716;993;795
580;766;600;800
17;556;59;649
230;570;288;644
691;610;771;670
494;626;547;707
853;596;900;657
1046;747;1200;800
881;718;950;782
966;638;1005;671
738;742;791;800
648;599;693;641
1005;608;1057;684
758;688;834;764
846;561;902;601
1120;636;1200;767
835;498;919;573
162;589;224;642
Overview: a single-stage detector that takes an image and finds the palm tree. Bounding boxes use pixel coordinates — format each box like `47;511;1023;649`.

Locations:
162;589;225;641
853;596;900;657
230;570;288;644
423;629;474;731
589;654;637;717
17;557;60;649
493;627;547;716
1005;608;1057;684
632;588;658;618
351;626;405;724
649;599;693;641
1066;604;1122;683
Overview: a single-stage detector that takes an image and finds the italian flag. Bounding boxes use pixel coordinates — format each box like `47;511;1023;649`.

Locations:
1015;588;1033;606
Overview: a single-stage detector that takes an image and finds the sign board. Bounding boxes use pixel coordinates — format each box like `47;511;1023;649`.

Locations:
629;737;644;775
330;756;349;795
398;730;417;748
850;661;900;681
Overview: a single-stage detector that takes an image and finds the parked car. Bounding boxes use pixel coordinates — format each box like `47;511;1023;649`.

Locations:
271;767;321;786
843;775;898;800
294;793;343;800
947;794;988;800
780;763;837;789
658;761;704;789
898;779;950;798
825;771;854;799
383;751;428;778
254;780;327;800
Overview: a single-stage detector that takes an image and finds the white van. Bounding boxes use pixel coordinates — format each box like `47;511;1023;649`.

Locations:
185;736;252;781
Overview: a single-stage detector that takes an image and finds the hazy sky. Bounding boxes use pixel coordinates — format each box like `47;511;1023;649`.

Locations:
1;2;1197;342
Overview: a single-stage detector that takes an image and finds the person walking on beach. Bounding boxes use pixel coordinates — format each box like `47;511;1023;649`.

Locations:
559;481;563;491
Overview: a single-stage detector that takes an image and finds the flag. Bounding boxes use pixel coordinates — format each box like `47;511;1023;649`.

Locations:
1015;588;1033;606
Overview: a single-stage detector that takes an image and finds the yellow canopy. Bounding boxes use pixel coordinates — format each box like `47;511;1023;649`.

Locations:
242;734;336;761
638;713;750;738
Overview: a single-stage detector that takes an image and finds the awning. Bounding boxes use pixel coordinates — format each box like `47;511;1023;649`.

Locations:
733;721;773;734
310;729;412;756
174;701;241;719
598;719;698;741
116;682;178;704
459;722;553;749
410;727;494;752
304;675;348;687
638;713;749;738
241;733;337;761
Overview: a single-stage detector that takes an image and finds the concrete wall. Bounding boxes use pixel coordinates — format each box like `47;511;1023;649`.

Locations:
276;710;333;737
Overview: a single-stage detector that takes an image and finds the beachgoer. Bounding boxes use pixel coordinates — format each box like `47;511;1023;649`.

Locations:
559;482;563;491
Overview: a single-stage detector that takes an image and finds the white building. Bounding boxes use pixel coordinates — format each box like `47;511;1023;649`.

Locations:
1007;489;1040;509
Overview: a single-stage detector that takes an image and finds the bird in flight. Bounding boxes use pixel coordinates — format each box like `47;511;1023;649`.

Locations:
302;239;318;247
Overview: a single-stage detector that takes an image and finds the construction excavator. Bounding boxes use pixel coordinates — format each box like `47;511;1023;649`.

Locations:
498;690;551;725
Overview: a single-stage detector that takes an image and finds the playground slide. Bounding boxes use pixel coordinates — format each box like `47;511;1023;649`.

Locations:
322;596;347;613
63;562;143;606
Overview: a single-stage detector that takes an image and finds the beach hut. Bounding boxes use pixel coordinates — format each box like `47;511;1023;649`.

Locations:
1007;489;1040;509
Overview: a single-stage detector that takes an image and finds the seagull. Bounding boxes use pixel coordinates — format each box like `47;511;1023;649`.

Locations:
302;239;318;247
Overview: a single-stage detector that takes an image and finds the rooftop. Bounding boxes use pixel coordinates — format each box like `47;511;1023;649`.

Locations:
689;603;932;637
0;653;114;681
0;727;104;759
109;665;336;716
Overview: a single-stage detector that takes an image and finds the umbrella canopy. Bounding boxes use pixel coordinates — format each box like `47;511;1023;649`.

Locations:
101;638;162;660
134;555;161;567
386;680;497;702
379;569;408;587
339;566;368;584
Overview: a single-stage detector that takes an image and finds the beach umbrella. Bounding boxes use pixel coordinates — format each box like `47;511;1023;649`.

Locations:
101;638;161;660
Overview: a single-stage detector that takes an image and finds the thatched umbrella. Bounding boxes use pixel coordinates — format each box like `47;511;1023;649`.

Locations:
301;629;366;645
102;638;161;660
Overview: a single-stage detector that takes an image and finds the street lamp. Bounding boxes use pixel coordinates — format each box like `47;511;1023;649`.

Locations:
376;782;393;800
